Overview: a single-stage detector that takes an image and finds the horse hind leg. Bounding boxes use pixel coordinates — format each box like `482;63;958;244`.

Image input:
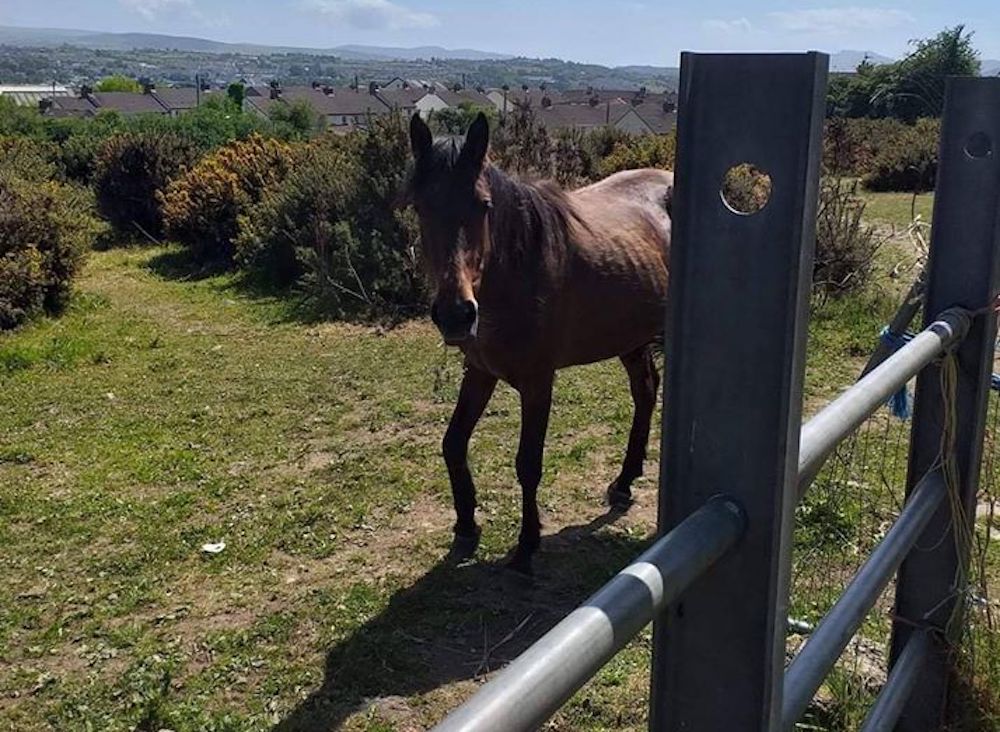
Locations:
607;346;660;508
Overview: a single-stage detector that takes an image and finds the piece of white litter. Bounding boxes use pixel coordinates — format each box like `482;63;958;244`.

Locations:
200;542;226;555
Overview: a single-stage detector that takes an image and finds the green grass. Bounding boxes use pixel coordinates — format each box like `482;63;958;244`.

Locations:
858;189;935;229
0;226;993;731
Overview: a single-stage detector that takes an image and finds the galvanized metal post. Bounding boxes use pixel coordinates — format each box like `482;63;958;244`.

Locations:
649;52;828;731
889;77;1000;732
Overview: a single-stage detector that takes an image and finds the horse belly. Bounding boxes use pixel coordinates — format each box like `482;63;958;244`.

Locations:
554;259;667;368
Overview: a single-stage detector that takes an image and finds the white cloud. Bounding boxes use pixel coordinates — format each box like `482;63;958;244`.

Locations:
768;7;913;34
302;0;439;31
703;17;754;34
119;0;193;21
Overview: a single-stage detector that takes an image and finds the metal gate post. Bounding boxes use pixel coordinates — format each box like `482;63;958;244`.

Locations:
890;77;1000;732
649;52;828;731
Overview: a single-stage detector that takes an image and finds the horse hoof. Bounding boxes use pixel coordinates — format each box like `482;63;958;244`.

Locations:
606;482;634;509
449;529;480;560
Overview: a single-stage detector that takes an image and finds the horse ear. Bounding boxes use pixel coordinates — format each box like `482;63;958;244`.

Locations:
459;112;490;171
410;113;432;160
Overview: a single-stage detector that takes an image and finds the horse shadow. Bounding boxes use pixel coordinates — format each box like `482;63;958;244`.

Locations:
274;509;650;731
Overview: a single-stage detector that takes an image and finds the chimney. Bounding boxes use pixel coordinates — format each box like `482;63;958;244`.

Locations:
663;99;676;113
322;85;334;95
142;79;155;95
311;80;320;89
368;81;380;95
541;95;552;108
269;82;282;100
38;98;53;114
79;84;93;98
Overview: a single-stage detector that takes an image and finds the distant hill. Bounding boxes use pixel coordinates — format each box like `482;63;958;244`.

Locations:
982;59;1000;76
0;26;514;61
829;50;894;73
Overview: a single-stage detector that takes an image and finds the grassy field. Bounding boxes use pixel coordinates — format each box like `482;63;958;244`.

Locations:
1;192;994;731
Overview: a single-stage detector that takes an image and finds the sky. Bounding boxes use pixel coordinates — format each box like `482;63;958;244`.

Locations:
1;0;998;67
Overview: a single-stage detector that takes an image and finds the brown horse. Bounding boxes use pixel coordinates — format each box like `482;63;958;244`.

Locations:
407;112;672;574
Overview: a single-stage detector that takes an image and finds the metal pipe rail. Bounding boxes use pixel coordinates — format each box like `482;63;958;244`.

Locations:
782;470;947;729
430;497;745;732
859;631;932;732
797;309;970;499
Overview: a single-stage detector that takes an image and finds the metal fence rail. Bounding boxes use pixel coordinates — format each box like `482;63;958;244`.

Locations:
782;470;947;728
796;312;968;498
859;632;932;732
430;499;745;732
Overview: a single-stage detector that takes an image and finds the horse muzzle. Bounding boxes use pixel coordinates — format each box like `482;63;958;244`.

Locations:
431;299;479;345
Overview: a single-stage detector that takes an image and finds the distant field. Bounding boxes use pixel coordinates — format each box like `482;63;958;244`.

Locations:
1;192;995;731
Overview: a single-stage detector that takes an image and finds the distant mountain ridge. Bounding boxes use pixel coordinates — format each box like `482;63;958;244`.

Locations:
1;26;996;77
829;50;894;73
0;26;514;61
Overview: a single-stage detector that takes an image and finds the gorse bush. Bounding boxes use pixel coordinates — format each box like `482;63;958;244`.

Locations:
0;175;105;329
94;130;198;239
0;135;61;182
598;132;676;178
160;134;297;262
862;118;940;193
237;116;421;315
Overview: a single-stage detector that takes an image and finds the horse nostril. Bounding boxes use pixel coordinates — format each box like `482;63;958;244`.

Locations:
462;300;478;325
430;303;440;325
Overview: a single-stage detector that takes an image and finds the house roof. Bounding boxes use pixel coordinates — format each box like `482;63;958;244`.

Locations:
45;95;99;117
535;103;617;130
630;103;677;134
247;86;389;118
435;88;492;108
152;87;216;111
374;87;428;109
89;92;166;115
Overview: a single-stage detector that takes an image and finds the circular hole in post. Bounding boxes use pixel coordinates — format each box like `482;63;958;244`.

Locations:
965;132;993;160
721;163;772;216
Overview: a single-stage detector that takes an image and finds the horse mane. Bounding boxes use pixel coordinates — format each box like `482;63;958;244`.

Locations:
484;165;580;269
410;138;582;270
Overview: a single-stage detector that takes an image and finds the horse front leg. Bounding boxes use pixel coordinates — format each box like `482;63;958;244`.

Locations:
510;374;554;575
443;364;497;559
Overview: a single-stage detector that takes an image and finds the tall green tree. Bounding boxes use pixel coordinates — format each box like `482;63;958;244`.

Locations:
828;25;981;121
871;25;981;121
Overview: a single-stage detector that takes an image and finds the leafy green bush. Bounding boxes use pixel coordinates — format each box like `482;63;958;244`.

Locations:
237;117;421;315
160;134;297;262
93;130;198;239
862;118;940;192
0;175;105;329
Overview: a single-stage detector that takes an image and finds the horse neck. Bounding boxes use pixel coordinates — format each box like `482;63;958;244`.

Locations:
483;165;569;272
